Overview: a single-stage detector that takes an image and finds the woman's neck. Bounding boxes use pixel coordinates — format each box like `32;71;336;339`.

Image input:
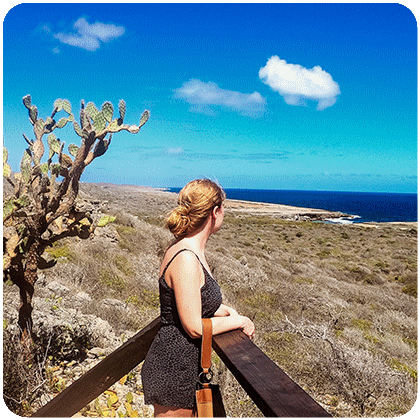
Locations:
181;233;208;254
182;219;213;253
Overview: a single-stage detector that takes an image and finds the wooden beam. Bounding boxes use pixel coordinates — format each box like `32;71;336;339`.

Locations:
212;329;332;417
32;317;161;417
33;317;331;418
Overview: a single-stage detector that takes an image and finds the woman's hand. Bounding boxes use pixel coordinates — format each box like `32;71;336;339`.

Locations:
212;305;255;340
214;304;238;317
238;315;255;340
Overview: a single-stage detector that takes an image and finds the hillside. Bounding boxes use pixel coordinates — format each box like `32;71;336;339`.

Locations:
3;183;417;417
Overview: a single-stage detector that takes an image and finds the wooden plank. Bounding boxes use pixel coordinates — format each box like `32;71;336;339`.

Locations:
212;329;331;417
33;317;331;418
32;317;161;417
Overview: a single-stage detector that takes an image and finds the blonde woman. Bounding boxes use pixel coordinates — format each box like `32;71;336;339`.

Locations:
141;179;255;417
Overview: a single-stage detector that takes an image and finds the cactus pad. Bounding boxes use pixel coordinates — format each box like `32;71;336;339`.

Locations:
68;144;79;157
3;163;12;178
56;117;69;129
102;102;114;123
62;99;72;114
34;118;45;139
54;98;63;112
139;110;150;128
47;133;61;154
29;106;38;124
3;198;17;221
73;121;83;137
20;149;32;184
40;163;49;175
23;95;32;109
93;111;107;132
85;102;99;120
118;99;126;121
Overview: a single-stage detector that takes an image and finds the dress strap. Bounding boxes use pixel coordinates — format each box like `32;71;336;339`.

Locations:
161;248;202;278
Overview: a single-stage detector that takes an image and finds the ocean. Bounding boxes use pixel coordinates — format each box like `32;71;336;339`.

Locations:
167;188;418;224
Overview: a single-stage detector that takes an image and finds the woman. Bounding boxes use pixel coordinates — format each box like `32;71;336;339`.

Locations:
141;179;255;417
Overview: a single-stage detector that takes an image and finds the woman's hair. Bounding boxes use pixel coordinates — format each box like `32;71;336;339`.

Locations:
166;179;226;239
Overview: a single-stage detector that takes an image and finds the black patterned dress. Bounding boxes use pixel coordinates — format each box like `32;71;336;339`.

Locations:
141;249;223;409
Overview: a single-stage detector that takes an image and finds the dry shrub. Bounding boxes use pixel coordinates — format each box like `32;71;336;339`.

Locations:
313;336;417;416
3;329;65;416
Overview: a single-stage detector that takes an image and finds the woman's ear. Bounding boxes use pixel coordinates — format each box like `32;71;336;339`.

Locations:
211;206;219;219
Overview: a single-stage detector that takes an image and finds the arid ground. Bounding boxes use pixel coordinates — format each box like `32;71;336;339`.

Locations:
3;183;417;417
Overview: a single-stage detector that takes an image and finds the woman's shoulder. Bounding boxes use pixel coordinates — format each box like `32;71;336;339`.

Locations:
160;245;201;277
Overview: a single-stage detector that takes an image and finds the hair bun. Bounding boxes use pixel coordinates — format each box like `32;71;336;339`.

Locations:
166;179;225;239
166;205;190;238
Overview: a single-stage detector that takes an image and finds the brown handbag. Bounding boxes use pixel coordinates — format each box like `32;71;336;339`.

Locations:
195;319;226;417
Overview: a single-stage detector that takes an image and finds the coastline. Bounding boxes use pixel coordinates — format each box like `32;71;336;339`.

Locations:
79;182;349;222
78;182;417;226
224;197;349;221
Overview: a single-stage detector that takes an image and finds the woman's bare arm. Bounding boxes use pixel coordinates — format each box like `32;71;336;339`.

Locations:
169;252;255;340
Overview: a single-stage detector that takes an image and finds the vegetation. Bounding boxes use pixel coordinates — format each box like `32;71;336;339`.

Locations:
3;96;149;342
3;183;417;416
207;214;417;417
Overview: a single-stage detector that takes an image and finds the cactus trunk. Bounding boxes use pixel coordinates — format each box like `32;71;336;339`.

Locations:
10;239;39;344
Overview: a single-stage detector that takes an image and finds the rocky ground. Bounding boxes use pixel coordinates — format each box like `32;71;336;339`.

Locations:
3;182;418;417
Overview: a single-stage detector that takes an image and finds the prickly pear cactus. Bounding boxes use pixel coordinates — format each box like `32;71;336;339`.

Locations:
3;95;150;341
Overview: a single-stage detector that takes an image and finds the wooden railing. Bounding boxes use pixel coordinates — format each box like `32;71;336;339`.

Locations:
32;317;331;417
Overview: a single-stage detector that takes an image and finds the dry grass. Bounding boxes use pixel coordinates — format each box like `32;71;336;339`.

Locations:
4;183;416;417
205;214;417;416
74;185;417;417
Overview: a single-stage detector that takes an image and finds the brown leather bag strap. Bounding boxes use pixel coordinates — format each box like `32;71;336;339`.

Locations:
201;318;212;374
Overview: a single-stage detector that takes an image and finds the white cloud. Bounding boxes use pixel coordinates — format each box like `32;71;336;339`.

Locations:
167;147;184;155
259;56;340;110
174;79;266;116
54;17;125;51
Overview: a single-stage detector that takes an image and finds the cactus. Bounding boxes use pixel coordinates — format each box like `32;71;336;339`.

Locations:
3;147;12;178
118;99;126;121
3;95;150;344
102;101;114;122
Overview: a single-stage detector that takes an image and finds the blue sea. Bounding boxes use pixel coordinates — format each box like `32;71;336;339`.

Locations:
167;188;418;224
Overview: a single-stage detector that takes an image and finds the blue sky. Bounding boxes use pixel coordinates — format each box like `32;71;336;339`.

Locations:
3;3;418;193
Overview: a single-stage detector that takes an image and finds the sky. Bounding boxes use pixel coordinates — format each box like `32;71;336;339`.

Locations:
2;2;418;193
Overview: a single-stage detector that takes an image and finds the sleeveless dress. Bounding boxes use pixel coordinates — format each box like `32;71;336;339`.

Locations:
141;249;223;409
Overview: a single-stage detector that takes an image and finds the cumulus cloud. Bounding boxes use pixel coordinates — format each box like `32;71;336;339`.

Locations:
54;17;125;51
174;79;266;116
259;56;340;110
